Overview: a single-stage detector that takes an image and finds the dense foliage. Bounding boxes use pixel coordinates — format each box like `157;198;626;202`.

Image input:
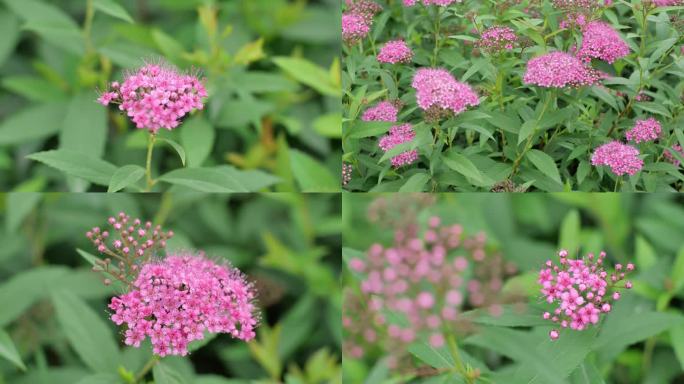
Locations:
343;193;684;383
0;192;342;383
0;0;341;192
342;0;684;192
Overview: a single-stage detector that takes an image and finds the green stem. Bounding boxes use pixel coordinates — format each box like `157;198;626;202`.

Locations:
145;133;157;192
446;334;473;384
134;355;159;383
83;0;95;53
614;176;621;192
511;91;554;175
432;7;442;66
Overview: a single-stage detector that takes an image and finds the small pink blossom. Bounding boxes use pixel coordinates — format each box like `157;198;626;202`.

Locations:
412;68;479;115
591;141;643;176
377;40;413;64
342;13;370;44
98;61;206;133
664;144;684;166
378;124;419;168
576;21;630;64
625;118;661;143
524;52;600;88
362;101;399;122
477;26;518;52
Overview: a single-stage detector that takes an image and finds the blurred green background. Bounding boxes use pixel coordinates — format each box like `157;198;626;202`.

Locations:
342;193;684;383
0;192;341;383
0;0;341;192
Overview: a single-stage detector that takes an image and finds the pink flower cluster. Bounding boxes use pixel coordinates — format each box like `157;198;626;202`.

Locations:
344;215;510;367
477;26;518;53
524;52;600;88
539;250;633;340
98;62;206;133
109;252;258;356
576;21;630;64
625;117;661;143
87;212;174;283
342;0;382;43
362;101;399;122
653;0;683;5
377;40;413;64
403;0;462;6
342;163;353;186
591;141;643;176
552;0;603;10
412;68;479;115
664;144;684;166
378;124;418;167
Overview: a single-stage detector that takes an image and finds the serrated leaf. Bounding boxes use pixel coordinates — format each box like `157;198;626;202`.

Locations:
272;57;340;97
60;92;107;159
289;150;339;192
108;165;145;192
559;210;580;255
443;150;484;184
527;149;561;185
399;173;430;192
0;103;65;145
153;361;185;384
6;193;41;233
27;150;117;186
158;166;280;192
0;329;25;371
180;116;214;168
51;290;119;373
93;0;133;23
158;138;186;166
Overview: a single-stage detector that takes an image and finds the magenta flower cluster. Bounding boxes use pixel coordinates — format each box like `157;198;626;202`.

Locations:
342;163;353;186
402;0;462;6
576;21;630;64
653;0;683;5
109;252;258;356
664;144;684;166
625;118;661;143
412;68;479;115
477;26;518;53
523;52;600;88
362;101;399;122
539;250;633;340
342;0;382;44
377;40;413;64
98;62;206;133
378;124;419;167
591;141;643;176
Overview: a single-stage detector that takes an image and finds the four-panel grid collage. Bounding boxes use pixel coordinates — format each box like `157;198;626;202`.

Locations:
0;0;682;383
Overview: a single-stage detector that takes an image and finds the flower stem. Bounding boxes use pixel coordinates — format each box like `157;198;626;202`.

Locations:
83;0;95;53
145;133;157;192
134;355;159;383
446;333;473;384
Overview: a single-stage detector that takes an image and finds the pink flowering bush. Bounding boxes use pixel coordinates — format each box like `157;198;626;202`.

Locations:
342;0;684;191
343;193;684;384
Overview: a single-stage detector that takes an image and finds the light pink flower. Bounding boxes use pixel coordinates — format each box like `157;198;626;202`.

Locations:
477;26;518;52
539;250;634;340
664;144;684;166
98;62;206;133
524;52;600;88
412;68;479;115
625;118;661;143
377;40;413;64
342;13;370;44
576;21;630;64
342;163;353;186
591;141;643;176
378;124;418;168
362;101;399;122
109;252;258;356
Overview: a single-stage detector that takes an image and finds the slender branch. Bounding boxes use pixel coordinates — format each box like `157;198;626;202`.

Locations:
145;133;157;192
134;355;159;383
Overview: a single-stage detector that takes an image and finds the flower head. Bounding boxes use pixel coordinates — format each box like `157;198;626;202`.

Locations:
524;52;600;88
477;26;518;53
377;40;413;64
109;252;258;356
343;163;353;186
98;61;206;133
538;250;634;340
403;0;463;5
342;13;370;44
412;68;479;116
664;144;684;166
378;124;418;168
591;141;643;176
362;101;399;122
576;21;630;64
625;117;661;143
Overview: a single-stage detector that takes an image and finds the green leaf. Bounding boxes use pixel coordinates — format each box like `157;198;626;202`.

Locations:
158;166;280;192
569;361;605;384
152;29;185;63
289;150;339;192
0;267;69;327
407;341;455;369
345;121;392;139
558;209;580;255
399;173;430;192
27;150;117;186
93;0;133;23
75;374;121;384
594;310;684;351
526;149;562;185
635;235;657;270
51;290;120;373
6;193;42;233
0;11;20;67
180;116;214;168
0;329;26;371
671;323;684;371
60;92;107;159
272;57;340;97
518;120;537;145
108;165;145;192
158;138;186;167
313;113;341;138
442;150;484;184
2;75;66;102
153;361;185;384
672;245;684;293
0;103;65;145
